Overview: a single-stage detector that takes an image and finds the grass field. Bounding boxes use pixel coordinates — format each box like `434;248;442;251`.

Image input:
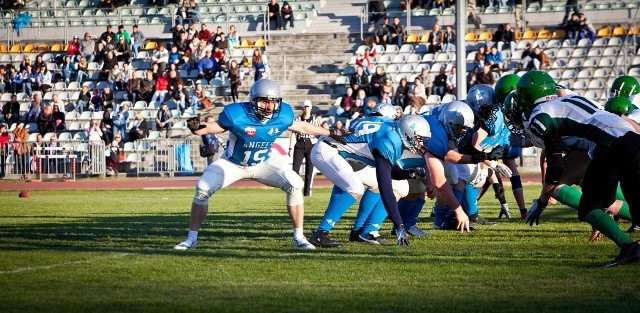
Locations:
0;185;639;313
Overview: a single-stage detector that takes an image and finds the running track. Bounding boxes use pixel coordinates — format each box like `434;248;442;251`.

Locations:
0;175;542;191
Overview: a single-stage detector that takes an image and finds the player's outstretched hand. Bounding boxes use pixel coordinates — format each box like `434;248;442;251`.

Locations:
396;225;410;246
455;210;471;233
328;128;351;144
187;115;205;133
525;199;547;226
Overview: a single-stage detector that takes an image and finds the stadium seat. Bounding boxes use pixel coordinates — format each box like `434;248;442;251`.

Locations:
405;35;419;43
522;31;536;39
143;41;158;51
597;28;611;37
253;39;266;48
613;27;626;36
9;44;22;53
477;32;492;41
465;33;477;41
419;34;430;43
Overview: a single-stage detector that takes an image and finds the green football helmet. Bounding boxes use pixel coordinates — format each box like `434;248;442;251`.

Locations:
494;73;519;105
604;96;638;116
514;71;558;119
610;75;640;98
502;90;523;132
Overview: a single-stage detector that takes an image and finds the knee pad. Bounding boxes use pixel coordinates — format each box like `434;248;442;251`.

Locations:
392;179;410;199
193;186;213;206
510;174;523;190
283;169;305;206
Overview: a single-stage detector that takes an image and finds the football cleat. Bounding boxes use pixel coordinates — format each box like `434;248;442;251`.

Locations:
406;225;431;237
173;239;197;250
469;214;497;226
588;228;604;243
292;237;316;249
605;241;640;267
358;232;392;245
308;230;342;248
349;228;362;242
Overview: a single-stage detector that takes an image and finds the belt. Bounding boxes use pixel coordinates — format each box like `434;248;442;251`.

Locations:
322;140;338;149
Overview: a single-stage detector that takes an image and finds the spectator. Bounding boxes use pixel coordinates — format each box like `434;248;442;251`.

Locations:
100;111;114;144
417;67;432;97
90;89;103;112
474;46;487;69
467;0;481;29
368;0;386;25
252;48;269;82
121;62;134;91
281;1;295;30
2;94;20;127
566;13;581;43
67;35;80;56
112;103;130;141
19;66;33;96
101;86;116;111
578;13;596;42
186;23;199;41
52;105;66;131
114;25;131;46
226;25;240;51
514;0;524;29
394;77;409;108
101;50;117;81
114;36;133;63
446;65;456;95
0;124;9;179
139;70;156;103
425;0;447;10
373;17;391;47
25;94;42;123
519;42;533;70
8;67;20;95
76;85;92;113
175;0;189;26
380;78;394;105
60;56;75;84
106;133;122;175
477;65;495;85
228;60;241;103
350;66;369;96
155;102;174;137
76;56;89;84
427;23;443;54
34;65;52;93
197;49;217;80
130;24;146;57
369;65;388;99
78;33;97;63
409;76;427;110
108;63;124;91
389;17;404;46
37;104;55;135
12;122;29;179
151;44;169;73
0;65;7;94
197;23;212;43
172;81;189;114
151;72;170;104
190;81;206;113
48;93;65;111
355;47;375;76
442;25;456;52
268;0;284;30
432;67;447;98
128;112;148;142
561;0;580;27
339;86;355;115
98;25;116;58
467;66;480;90
530;46;550;70
87;119;104;142
485;46;504;75
96;0;115;13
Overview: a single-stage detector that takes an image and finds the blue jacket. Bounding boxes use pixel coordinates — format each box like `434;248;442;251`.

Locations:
197;57;217;73
486;51;504;64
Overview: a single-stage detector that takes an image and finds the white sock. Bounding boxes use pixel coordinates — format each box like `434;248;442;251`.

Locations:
293;228;304;239
187;230;198;242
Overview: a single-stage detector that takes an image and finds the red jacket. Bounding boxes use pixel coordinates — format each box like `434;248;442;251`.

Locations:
67;42;79;55
155;76;169;91
0;133;10;149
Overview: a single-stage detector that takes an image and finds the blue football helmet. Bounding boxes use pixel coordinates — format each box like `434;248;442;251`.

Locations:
467;84;500;125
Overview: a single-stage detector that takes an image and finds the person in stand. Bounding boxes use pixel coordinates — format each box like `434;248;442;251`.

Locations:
0;124;9;179
289;99;322;197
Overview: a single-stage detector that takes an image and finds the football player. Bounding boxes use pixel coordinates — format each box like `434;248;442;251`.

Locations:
513;71;640;267
610;75;640;107
173;79;348;250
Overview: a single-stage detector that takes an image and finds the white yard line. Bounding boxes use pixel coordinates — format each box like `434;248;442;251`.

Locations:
0;253;130;275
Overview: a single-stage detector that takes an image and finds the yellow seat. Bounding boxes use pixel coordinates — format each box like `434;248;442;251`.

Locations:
419;34;430;43
522;30;536;39
405;34;419;43
477;32;492;41
143;41;158;50
597;27;611;37
537;29;552;39
253;38;265;48
37;43;50;52
612;27;626;36
239;39;252;48
552;29;566;39
464;32;477;41
515;31;522;40
0;44;7;53
629;26;640;35
23;44;36;53
9;44;22;53
50;43;64;52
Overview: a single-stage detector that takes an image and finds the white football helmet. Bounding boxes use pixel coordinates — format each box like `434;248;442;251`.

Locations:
397;115;431;154
371;103;398;120
438;100;475;147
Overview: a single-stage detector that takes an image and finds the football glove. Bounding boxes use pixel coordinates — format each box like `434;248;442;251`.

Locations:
409;167;428;179
328;128;350;144
186;115;206;133
469;168;488;188
487;145;506;160
525;199;547;226
490;161;513;178
498;203;511;219
396;224;410;246
471;153;487;164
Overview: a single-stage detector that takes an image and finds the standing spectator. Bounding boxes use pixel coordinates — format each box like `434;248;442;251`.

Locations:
355;47;375;76
368;0;386;25
0;124;9;179
467;0;481;29
373;17;391;47
151;44;169;73
485;46;504;75
467;66;480;89
477;65;495;85
228;60;241;103
12;122;29;179
561;0;580;27
112;103;130;141
289;99;321;197
394;77;409;108
252;48;269;82
200;115;222;165
130;24;146;57
427;23;443;54
281;1;295;30
155;102;174;138
100;110;114;144
514;0;524;29
530;46;550;70
349;66;370;96
151;71;170;104
369;65;388;99
2;94;20;127
128;112;148;142
87;119;104;143
268;0;284;30
442;25;456;52
432;66;447;98
67;35;80;57
389;17;404;47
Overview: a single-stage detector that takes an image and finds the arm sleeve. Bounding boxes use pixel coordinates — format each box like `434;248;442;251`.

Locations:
373;149;403;228
543;128;564;185
390;164;415;180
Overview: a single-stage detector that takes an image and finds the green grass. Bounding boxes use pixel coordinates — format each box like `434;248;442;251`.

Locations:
0;186;639;313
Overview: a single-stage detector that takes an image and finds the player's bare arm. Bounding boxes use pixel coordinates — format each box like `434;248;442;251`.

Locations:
289;120;330;136
425;151;470;232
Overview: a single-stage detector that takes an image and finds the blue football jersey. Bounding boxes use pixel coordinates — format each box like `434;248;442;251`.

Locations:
422;114;450;160
397;150;426;169
478;109;511;151
329;116;404;167
217;102;295;166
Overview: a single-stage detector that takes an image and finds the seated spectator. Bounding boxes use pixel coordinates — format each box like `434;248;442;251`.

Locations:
48;94;65;111
186;0;201;25
101;86;116;111
155;102;174;138
76;56;89;84
108;63;124;92
75;85;92;113
52;105;66;131
171;81;189;114
87;119;104;143
338;87;355;116
409;76;427;110
467;66;480;90
67;35;80;57
519;42;534;70
197;49;217;80
474;45;486;69
0;66;6;94
175;0;189;27
139;70;156;103
530;46;550;70
394;77;409;108
34;65;52;93
442;25;455;52
151;72;170;104
425;0;447;10
130;24;146;57
60;56;76;84
446;65;456;95
578;13;596;42
96;0;115;13
369;65;388;99
485;46;504;75
197;23;212;43
151;44;169;73
427;23;443;54
2;94;20;127
477;65;495;85
432;67;447;98
25;94;42;123
128;112;149;142
281;1;295;30
226;25;240;50
114;36;133;63
190;81;206;113
350;66;369;96
78;33;97;63
18;66;33;96
492;23;516;58
389;17;404;46
373;17;391;47
416;67;432;97
368;0;386;25
355;48;374;76
268;0;284;30
380;79;394;105
37;104;55;135
566;13;581;43
100;111;114;143
101;50;118;81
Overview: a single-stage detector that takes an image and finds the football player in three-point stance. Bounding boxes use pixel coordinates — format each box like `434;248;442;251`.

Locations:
512;70;640;267
173;79;348;251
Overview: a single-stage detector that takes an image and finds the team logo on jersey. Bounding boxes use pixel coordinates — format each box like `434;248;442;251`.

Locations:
268;127;280;136
244;127;256;137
